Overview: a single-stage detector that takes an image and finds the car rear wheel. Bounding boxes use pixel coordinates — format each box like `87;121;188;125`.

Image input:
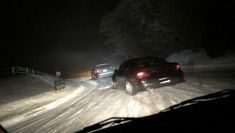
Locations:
112;80;117;89
125;81;136;95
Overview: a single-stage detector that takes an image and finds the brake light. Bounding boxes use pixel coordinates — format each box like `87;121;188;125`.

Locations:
137;72;145;77
175;64;180;70
136;72;149;79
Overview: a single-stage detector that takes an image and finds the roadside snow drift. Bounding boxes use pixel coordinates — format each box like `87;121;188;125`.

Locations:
0;75;71;122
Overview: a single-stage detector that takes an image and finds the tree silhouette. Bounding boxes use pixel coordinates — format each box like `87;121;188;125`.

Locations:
100;0;229;58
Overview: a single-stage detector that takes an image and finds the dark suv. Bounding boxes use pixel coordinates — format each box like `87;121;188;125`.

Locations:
112;56;185;95
91;63;114;79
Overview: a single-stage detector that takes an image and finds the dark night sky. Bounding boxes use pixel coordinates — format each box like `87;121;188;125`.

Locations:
1;0;119;76
1;0;235;77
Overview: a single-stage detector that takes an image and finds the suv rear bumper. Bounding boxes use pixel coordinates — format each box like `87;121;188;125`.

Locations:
139;71;185;88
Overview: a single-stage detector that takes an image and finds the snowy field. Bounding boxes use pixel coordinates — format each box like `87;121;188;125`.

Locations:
0;75;74;122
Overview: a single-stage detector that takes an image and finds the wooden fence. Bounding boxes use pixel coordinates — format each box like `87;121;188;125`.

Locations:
0;66;65;90
0;66;53;77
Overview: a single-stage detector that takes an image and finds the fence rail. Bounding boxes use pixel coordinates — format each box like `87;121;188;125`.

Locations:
0;66;54;77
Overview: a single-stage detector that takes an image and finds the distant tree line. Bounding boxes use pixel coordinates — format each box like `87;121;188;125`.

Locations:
100;0;235;58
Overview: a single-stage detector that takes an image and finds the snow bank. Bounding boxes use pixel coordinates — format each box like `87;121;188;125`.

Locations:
167;50;235;72
167;49;195;65
0;75;54;105
0;75;72;122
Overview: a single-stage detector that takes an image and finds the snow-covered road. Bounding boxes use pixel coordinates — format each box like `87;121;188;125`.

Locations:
2;71;235;133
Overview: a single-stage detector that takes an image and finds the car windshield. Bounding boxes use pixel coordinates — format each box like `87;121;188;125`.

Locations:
1;0;234;133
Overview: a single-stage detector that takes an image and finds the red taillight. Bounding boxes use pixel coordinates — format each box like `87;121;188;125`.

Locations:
136;72;149;79
137;72;145;77
175;64;180;70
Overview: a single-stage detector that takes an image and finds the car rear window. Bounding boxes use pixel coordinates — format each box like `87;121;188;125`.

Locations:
133;59;165;68
96;65;110;69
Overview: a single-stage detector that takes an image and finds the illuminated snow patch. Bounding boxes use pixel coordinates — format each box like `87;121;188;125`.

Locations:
127;100;141;117
98;85;112;90
44;86;85;110
86;80;98;86
1;86;85;128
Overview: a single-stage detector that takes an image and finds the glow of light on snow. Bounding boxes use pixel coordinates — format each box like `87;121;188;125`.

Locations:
1;86;85;128
45;86;84;110
127;100;141;117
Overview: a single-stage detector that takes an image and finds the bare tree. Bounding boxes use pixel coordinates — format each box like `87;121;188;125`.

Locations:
100;0;213;58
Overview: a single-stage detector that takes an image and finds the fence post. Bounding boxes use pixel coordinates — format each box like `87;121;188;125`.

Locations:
11;67;15;75
32;69;34;75
25;68;28;75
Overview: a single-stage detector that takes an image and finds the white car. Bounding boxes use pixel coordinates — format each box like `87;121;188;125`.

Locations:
91;63;114;79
